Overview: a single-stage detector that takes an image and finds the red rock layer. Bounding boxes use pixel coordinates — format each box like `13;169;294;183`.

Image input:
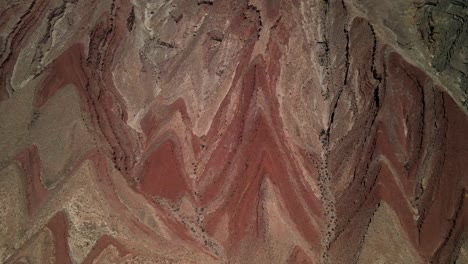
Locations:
16;145;48;216
0;0;466;263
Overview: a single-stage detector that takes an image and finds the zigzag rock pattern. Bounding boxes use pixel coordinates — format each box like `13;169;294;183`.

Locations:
0;0;467;263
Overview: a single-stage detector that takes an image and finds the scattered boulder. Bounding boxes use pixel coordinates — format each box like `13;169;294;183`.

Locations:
170;10;183;23
198;0;214;6
208;30;224;42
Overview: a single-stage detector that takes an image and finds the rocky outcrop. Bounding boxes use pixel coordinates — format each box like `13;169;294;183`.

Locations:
350;0;468;111
0;0;466;263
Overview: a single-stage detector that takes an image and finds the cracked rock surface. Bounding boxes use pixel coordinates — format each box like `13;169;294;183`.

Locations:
0;0;467;263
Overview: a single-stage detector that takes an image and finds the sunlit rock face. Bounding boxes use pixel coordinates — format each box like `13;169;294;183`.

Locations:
0;0;467;263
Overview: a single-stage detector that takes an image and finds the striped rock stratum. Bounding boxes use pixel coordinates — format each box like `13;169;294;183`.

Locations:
0;0;467;263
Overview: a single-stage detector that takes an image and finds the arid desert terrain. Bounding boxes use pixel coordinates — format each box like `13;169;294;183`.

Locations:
0;0;467;263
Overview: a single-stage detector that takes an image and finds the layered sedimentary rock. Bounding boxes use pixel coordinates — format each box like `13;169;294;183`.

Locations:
0;0;467;263
352;0;468;111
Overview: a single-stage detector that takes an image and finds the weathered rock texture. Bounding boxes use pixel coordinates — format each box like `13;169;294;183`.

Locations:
0;0;467;263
